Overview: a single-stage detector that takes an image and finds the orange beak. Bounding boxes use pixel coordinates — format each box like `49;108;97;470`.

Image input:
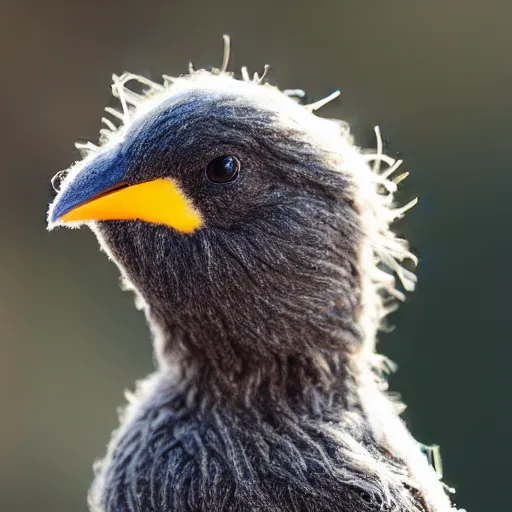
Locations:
57;178;203;233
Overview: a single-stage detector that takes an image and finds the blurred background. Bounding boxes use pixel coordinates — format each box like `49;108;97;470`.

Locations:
1;1;510;510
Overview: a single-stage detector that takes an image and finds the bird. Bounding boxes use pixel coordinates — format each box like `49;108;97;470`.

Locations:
47;36;458;512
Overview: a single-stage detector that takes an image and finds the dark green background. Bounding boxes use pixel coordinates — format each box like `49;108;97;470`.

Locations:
1;1;509;510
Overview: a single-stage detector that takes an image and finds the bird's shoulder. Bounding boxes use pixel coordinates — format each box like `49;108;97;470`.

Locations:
88;373;424;512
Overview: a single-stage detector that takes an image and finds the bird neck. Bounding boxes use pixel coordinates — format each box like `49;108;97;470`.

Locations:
148;309;367;413
131;203;375;410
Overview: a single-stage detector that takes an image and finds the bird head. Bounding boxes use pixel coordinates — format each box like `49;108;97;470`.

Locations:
48;41;416;383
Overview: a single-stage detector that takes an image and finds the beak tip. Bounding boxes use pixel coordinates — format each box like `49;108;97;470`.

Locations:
48;203;63;224
46;208;61;230
47;194;73;228
49;190;77;225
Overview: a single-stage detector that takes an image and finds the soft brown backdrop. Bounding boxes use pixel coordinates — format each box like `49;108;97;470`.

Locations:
1;1;510;510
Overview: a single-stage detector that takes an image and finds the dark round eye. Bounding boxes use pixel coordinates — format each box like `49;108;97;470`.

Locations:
205;155;240;183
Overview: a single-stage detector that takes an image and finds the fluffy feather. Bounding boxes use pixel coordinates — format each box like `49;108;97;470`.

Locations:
49;39;459;512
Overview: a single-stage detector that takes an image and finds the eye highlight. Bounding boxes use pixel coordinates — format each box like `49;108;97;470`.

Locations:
205;156;240;183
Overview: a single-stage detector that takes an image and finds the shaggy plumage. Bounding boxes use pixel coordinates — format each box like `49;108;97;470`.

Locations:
48;40;457;511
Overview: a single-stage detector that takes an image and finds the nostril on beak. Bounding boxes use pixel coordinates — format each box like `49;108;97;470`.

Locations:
51;170;69;193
